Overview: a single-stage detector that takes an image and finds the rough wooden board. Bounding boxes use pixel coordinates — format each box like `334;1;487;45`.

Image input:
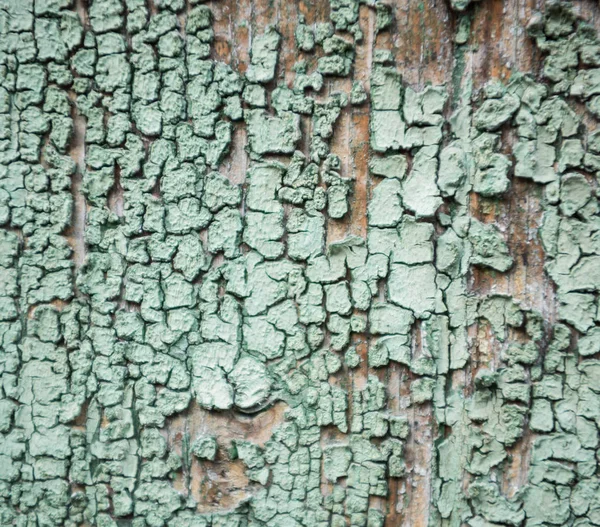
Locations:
3;0;600;525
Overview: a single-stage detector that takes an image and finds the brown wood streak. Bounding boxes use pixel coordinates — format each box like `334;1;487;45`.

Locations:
466;0;556;505
169;401;287;510
390;0;454;88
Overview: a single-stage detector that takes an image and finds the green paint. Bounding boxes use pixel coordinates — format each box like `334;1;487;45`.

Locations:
3;0;600;525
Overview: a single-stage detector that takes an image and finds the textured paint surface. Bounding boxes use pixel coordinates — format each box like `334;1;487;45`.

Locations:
1;0;600;525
